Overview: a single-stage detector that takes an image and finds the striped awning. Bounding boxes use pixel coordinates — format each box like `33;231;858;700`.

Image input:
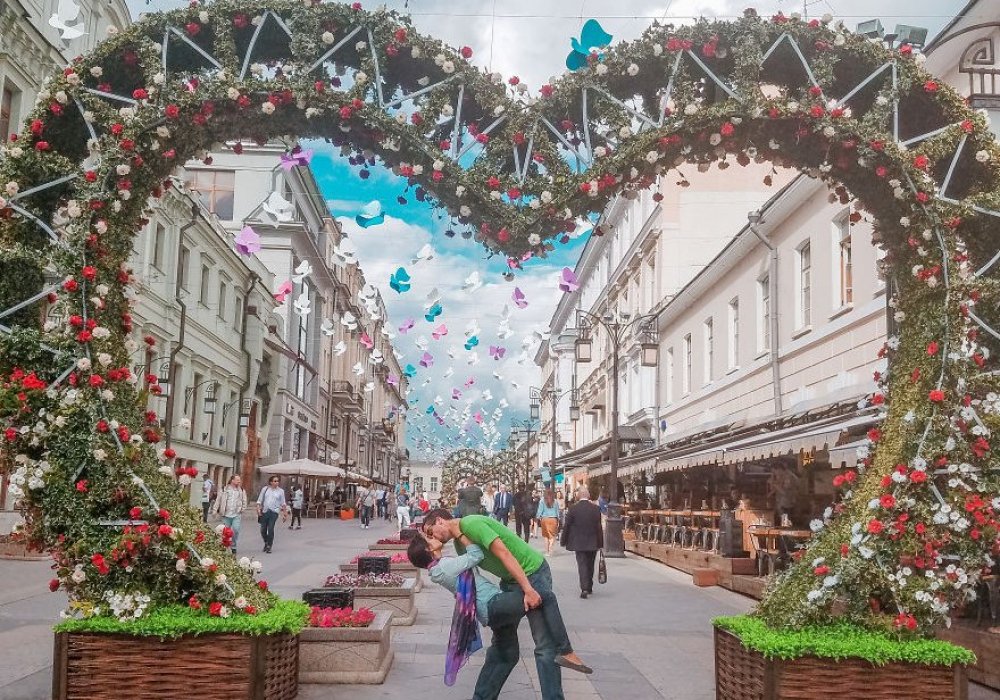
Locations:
720;414;877;465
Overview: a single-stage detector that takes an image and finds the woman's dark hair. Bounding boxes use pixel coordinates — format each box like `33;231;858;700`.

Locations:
407;536;434;569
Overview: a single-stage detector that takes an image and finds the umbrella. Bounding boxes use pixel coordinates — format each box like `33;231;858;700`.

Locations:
258;459;345;478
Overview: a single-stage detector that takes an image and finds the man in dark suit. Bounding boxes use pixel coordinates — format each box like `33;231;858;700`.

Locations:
456;476;485;517
512;484;532;541
561;485;604;598
493;484;513;524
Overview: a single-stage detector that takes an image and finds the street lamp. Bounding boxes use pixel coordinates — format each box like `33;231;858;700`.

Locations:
573;308;660;557
510;418;537;488
529;385;579;491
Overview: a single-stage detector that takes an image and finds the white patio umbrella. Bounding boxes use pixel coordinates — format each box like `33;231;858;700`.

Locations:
258;459;345;478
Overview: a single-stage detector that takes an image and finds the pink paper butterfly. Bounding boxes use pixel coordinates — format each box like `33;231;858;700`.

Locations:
432;324;448;340
398;318;415;334
280;149;313;170
359;332;374;350
489;345;506;360
387;374;399;387
559;267;580;293
463;377;476;389
452;389;462;400
234;226;261;255
274;280;293;304
473;411;484;424
512;287;528;309
419;352;434;368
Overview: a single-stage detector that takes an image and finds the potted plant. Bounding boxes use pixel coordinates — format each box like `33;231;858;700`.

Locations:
299;607;394;684
324;573;416;626
340;552;422;591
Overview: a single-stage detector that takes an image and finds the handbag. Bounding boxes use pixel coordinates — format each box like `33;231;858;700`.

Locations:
597;549;607;584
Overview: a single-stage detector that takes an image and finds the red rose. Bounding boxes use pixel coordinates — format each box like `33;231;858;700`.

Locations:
75;480;88;493
188;595;201;610
461;46;473;59
928;389;945;402
923;80;938;92
913;154;929;170
879;494;896;509
163;448;176;459
814;565;830;576
164;104;180;119
910;470;928;484
129;507;143;519
926;341;939;355
486;176;501;190
158;524;173;537
258;580;269;591
867;519;884;535
539;84;554;97
720;122;734;137
245;605;257;615
49;578;60;592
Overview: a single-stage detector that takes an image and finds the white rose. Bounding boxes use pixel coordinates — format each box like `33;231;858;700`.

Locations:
93;449;107;461
76;358;92;371
540;190;553;203
645;150;658;163
442;60;455;74
261;102;275;115
321;31;335;45
175;559;187;573
199;10;209;22
90;66;103;78
652;43;663;56
684;103;699;115
355;41;367;51
976;150;990;163
227;87;240;100
595;63;608;76
355;71;368;85
627;63;639;76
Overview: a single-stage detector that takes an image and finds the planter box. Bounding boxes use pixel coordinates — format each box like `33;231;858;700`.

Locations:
339;563;422;592
351;578;417;626
299;611;394;684
368;542;408;551
53;631;298;700
714;627;968;700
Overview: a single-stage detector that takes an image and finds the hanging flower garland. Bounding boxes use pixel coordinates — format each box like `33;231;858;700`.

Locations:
0;1;999;634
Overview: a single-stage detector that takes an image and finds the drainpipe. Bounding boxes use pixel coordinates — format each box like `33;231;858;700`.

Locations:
748;210;783;418
232;272;261;475
164;203;199;449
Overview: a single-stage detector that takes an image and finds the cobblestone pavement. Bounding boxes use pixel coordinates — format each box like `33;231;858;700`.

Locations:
1;513;997;699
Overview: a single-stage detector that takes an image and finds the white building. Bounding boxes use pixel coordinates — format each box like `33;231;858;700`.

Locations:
406;460;443;505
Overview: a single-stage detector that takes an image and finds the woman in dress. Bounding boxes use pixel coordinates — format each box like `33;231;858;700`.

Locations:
536;489;561;555
481;484;497;518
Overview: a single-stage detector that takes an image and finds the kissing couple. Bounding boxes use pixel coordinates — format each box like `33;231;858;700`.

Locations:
407;509;591;699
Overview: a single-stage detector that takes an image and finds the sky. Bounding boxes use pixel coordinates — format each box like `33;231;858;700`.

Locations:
127;0;968;461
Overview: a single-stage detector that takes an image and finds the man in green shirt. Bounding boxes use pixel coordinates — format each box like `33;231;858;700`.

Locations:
424;511;589;699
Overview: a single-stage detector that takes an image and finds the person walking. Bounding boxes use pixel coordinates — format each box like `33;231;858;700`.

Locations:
396;488;412;528
201;472;215;523
212;474;247;554
356;484;376;529
289;484;303;530
512;484;532;542
481;484;497;518
256;476;288;554
374;487;386;519
381;488;391;520
493;484;513;525
529;488;542;539
536;489;561;556
456;476;485;517
561;485;604;599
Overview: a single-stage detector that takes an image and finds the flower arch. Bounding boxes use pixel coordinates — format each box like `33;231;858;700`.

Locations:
439;448;518;504
2;0;1000;634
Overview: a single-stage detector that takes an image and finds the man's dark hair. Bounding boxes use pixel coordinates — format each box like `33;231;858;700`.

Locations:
407;536;434;569
423;508;453;530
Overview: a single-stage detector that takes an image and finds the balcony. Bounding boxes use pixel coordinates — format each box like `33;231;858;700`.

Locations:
330;380;363;413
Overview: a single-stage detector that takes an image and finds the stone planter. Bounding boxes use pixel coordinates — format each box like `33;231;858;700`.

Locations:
714;627;968;700
368;542;408;551
351;578;417;626
299;611;394;684
339;562;422;592
53;631;298;700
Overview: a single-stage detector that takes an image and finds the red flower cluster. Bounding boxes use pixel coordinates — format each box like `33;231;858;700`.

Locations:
309;606;376;628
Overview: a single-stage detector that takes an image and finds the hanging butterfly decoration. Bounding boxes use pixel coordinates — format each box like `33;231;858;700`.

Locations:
425;302;443;323
399;318;415;334
389;266;411;293
273;280;293;304
566;19;613;71
280;148;313;170
419;351;435;368
432;324;448;340
489;345;506;360
559;267;580;293
512;287;528;309
464;336;479;351
234;226;261;256
355;200;385;228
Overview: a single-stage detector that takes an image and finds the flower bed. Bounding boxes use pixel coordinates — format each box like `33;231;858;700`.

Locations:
324;573;405;588
299;610;394;684
52;600;307;700
338;559;421;592
713;616;972;700
350;551;410;564
370;539;408;551
309;606;375;628
376;538;406;545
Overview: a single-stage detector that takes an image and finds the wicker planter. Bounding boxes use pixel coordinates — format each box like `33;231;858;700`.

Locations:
298;611;394;684
714;627;968;700
339;563;422;591
351;578;417;626
52;630;298;700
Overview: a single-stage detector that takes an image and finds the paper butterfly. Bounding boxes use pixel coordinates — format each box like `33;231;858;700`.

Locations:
321;319;336;336
273;280;293;304
280;149;313;170
463;377;476;389
370;349;385;365
462;271;482;292
559;267;580;293
234;226;261;256
415;335;429;351
332;239;358;266
403;364;417;378
359;332;374;350
292;291;311;316
411;243;434;264
425;287;441;307
292;260;312;283
340;311;358;330
432;324;448;340
489;345;506;360
260;190;295;227
452;389;462;400
464;336;479;350
512;287;528;309
351;362;365;376
389;266;411;293
425;303;443;322
355;200;385;228
419;352;434;368
566;19;613;71
398;318;415;334
363;381;375;393
333;340;346;356
49;0;85;40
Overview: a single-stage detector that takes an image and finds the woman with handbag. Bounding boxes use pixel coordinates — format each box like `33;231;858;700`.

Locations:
560;485;605;598
535;489;561;556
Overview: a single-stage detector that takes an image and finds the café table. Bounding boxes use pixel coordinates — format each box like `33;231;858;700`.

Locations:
748;526;812;575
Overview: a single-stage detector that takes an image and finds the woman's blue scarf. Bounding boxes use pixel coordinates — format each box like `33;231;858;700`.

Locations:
445;568;483;685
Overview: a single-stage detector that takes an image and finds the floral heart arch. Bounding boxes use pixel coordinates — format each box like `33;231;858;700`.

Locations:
440;448;522;503
2;0;1000;634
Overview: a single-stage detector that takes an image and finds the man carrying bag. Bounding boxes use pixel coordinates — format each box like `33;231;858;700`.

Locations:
560;485;604;599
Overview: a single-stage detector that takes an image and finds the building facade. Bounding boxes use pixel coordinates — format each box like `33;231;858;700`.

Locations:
406;460;443;505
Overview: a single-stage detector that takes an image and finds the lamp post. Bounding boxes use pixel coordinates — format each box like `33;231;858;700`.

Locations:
510;418;537;487
574;309;659;557
529;386;580;488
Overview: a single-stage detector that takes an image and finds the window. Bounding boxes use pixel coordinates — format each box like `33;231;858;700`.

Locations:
199;263;211;305
835;213;853;307
430;477;438;493
413;476;424;492
703;318;714;385
665;347;674;404
797;242;812;328
234;294;244;333
757;274;770;352
682;334;692;395
728;298;739;370
295;280;310;399
188;169;235;220
0;86;15;142
218;277;228;320
178;246;190;290
150;222;166;270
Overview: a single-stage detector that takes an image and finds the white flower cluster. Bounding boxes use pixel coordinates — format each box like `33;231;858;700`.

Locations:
7;454;52;498
103;589;151;621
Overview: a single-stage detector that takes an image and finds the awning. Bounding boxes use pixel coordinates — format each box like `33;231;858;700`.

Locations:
828;439;870;468
559;440;610;466
720;414;878;465
657;448;725;473
620;454;657;477
258;459;345;478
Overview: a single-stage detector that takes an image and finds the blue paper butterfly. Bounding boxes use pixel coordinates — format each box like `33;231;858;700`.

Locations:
389;266;411;293
425;302;443;322
355;200;385;228
566;19;613;71
464;335;479;351
403;364;417;378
